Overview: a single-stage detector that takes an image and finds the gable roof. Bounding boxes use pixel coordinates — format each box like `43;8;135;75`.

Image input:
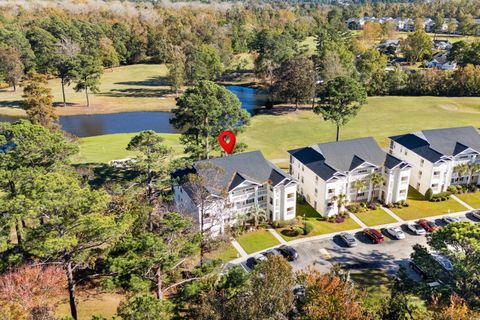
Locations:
390;126;480;162
173;151;295;194
289;137;405;180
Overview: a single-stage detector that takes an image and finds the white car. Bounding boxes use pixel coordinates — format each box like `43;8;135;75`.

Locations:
470;210;480;220
386;226;405;239
407;222;426;235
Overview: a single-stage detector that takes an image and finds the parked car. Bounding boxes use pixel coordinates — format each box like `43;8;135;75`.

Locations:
443;216;461;224
431;252;454;271
418;219;438;232
245;254;267;270
386;226;405;239
470;210;480;220
339;232;357;247
263;248;283;257
278;245;299;261
410;261;428;279
363;228;384;244
407;222;426;235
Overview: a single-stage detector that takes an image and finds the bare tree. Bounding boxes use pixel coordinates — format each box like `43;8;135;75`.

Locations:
184;162;231;265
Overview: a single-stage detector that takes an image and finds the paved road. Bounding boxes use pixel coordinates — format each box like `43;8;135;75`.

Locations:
236;213;478;279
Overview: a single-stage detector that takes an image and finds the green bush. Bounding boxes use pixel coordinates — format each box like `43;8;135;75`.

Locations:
425;188;433;200
292;226;304;236
303;222;314;235
447;185;457;194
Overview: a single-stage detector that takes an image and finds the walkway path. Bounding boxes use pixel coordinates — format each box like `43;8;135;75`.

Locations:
380;206;404;222
231;239;248;258
451;195;474;210
268;228;287;244
347;212;368;228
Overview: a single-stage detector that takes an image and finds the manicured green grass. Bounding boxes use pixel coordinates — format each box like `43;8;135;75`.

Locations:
241;96;480;160
455;192;480;209
206;244;240;262
0;64;177;116
354;208;397;227
391;187;467;220
279;202;360;241
56;291;123;320
72;132;182;164
235;229;280;254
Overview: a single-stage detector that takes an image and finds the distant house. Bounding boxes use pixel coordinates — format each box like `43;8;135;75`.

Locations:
172;151;297;234
426;52;457;70
288;138;411;217
389;126;480;194
377;39;401;55
433;40;453;51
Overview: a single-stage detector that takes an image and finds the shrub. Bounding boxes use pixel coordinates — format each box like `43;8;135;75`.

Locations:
292;226;304;235
360;202;367;208
297;195;306;204
273;219;297;228
404;202;409;207
335;216;345;223
303;222;314;235
425;188;433;200
327;216;335;223
281;228;300;237
447;185;457;194
368;203;377;210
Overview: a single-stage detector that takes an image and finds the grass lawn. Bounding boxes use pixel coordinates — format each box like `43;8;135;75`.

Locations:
206;244;240;262
72;132;182;164
354;208;397;227
235;229;280;254
279;202;360;241
56;290;123;320
391;187;467;220
241;96;480;160
455;192;480;209
0;64;177;116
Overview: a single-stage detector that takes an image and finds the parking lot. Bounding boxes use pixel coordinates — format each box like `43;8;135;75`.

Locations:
238;212;478;279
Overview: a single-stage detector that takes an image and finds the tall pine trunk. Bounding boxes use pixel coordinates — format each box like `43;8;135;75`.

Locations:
85;87;90;107
61;78;67;107
336;125;340;142
67;261;78;320
156;268;163;299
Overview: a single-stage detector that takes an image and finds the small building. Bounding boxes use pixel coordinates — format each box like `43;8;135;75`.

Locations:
389;126;480;195
288;138;411;217
172;151;297;235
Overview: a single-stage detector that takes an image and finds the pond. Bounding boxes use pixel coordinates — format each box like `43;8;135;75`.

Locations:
0;85;268;137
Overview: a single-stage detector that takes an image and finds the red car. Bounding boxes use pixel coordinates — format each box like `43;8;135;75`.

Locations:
418;219;438;232
363;228;385;244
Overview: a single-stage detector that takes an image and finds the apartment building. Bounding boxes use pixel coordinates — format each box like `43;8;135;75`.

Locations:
172;151;297;234
288;138;411;217
389;126;480;194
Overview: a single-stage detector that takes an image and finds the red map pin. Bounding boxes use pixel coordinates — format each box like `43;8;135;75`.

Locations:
218;131;236;155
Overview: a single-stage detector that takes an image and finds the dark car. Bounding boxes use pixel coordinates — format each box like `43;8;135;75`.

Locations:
363;228;385;244
278;245;299;261
418;219;438;232
245;254;267;270
410;261;428;279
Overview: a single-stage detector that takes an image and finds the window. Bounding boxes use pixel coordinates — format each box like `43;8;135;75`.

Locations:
290;156;294;164
246;198;254;204
431;183;439;189
302;165;305;171
287;207;294;212
433;171;440;176
258;196;265;202
357;192;365;197
401;176;408;182
357;169;368;174
404;150;408;156
390;140;394;149
418;171;423;178
315;188;318;195
399;189;406;195
328;188;335;194
287;193;294;199
315;176;318;182
301;177;304;183
269;198;273;205
420;159;424;167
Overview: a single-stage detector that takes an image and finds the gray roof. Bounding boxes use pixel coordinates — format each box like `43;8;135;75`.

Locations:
390;126;480;162
174;151;295;194
289;137;405;180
